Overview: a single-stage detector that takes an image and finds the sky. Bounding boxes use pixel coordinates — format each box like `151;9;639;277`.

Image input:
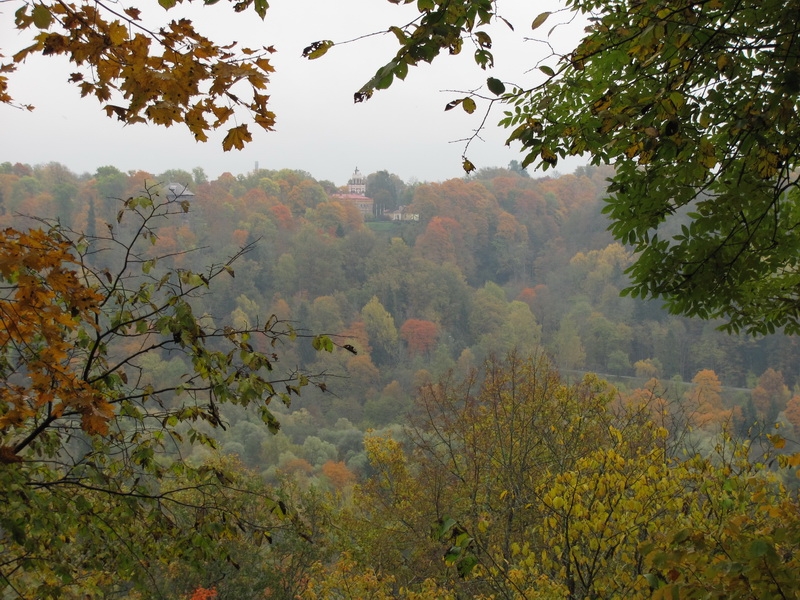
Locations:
1;0;586;186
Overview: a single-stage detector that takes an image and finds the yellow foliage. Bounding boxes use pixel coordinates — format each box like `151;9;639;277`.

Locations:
5;1;276;149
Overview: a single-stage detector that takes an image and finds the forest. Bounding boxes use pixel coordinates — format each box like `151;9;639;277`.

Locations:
4;0;800;595
1;159;799;598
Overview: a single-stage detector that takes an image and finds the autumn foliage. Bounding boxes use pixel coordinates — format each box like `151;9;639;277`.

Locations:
399;318;439;356
6;1;276;150
189;587;217;600
0;227;110;451
0;191;324;597
321;460;356;490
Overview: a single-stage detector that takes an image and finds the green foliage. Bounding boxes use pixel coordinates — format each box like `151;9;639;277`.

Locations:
359;0;800;334
0;188;320;596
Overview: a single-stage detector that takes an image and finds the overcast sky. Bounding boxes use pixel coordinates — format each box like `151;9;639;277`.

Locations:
1;0;586;185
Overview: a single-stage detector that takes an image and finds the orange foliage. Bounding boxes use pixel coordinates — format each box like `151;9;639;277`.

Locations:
270;203;294;230
0;228;111;449
241;187;271;210
752;368;790;421
495;210;523;241
516;286;538;309
415;217;458;265
269;297;292;322
150;225;178;258
785;395;800;432
339;201;364;232
321;460;356;489
347;355;381;388
189;587;217;600
621;378;669;423
280;457;314;476
685;369;730;429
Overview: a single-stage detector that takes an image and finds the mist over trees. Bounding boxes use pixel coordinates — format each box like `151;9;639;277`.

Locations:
2;157;800;597
4;0;800;596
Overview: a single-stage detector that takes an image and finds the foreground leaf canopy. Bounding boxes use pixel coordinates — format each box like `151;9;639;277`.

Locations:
4;0;275;148
356;0;800;335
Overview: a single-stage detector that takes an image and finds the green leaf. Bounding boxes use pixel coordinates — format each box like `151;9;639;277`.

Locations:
376;71;394;90
311;335;334;353
531;11;550;31
457;554;478;577
32;4;52;29
671;528;691;544
444;547;461;565
475;31;492;49
253;0;268;19
394;60;408;80
747;539;772;559
462;97;477;114
487;77;505;95
389;25;407;44
539;65;555;77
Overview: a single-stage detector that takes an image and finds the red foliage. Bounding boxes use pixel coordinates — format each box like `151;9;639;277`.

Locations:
189;586;217;600
400;319;439;356
516;287;538;307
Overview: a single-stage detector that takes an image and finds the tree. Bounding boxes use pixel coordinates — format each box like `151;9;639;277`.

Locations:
349;0;800;334
785;394;800;433
399;318;439;357
361;296;399;366
752;368;791;425
0;190;325;596
5;0;275;150
366;170;406;215
684;369;730;429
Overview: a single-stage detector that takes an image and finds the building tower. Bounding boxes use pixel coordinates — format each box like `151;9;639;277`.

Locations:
348;167;366;196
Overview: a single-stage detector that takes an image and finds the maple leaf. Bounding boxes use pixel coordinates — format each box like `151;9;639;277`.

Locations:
222;124;252;151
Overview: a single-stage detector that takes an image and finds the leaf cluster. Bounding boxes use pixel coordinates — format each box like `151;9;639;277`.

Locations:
501;0;800;334
5;0;276;150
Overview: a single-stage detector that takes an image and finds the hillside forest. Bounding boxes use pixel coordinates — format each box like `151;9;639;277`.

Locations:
2;160;800;598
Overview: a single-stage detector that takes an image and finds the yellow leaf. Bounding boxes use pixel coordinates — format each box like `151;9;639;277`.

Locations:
462;97;477;114
222;124;252;151
108;21;127;45
767;433;786;449
302;40;333;60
